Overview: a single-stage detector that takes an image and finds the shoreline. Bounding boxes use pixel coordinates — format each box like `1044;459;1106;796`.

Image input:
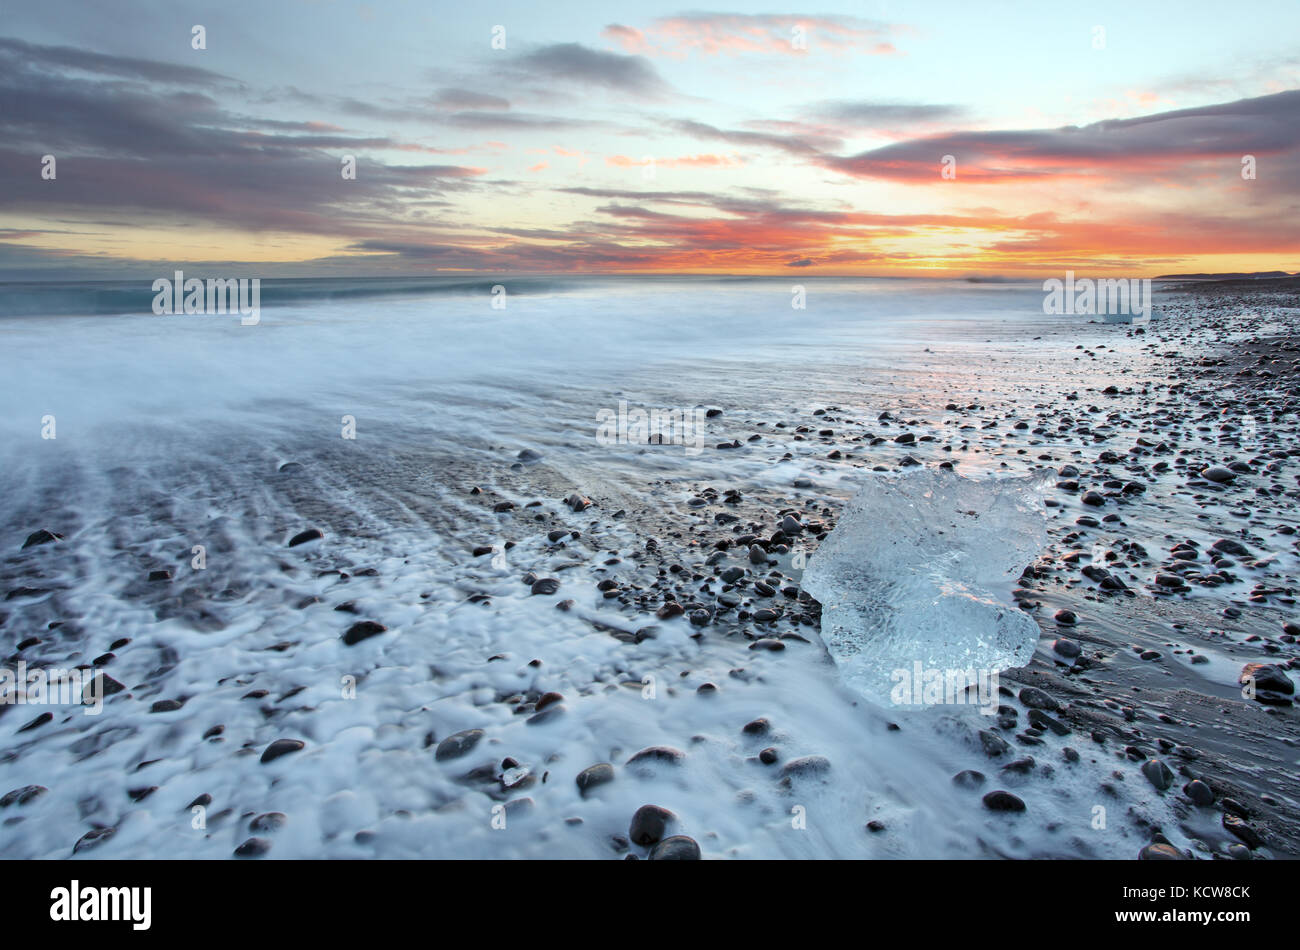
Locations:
0;280;1296;859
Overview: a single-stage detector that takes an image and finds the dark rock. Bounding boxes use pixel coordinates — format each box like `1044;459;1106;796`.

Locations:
234;837;272;858
260;738;305;764
1141;758;1175;791
288;528;323;547
1240;663;1294;696
342;621;387;645
435;728;485;761
629;804;675;846
1139;843;1187;860
21;529;62;549
0;785;48;807
779;755;831;781
627;746;685;767
649;835;701;860
576;763;615;797
982;790;1026;812
73;827;115;854
1018;686;1060;711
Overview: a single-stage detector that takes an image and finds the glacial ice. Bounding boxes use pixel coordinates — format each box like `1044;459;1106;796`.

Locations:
802;468;1053;707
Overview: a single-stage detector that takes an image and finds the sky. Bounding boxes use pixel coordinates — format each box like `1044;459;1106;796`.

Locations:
1;0;1298;279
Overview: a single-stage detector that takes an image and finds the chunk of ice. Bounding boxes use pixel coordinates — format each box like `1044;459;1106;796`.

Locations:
802;469;1052;706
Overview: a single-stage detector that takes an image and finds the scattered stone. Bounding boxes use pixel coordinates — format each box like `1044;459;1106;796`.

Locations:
435;729;485;761
260;738;305;764
982;790;1026;812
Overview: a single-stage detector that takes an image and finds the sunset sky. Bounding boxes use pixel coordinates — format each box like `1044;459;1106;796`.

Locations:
2;0;1298;278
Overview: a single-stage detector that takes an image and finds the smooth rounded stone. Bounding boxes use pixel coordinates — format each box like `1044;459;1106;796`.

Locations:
749;638;785;651
952;769;986;789
435;728;485;761
752;608;782;623
534;691;563;712
0;785;48;807
742;717;771;736
517;448;542;462
342;620;387;645
759;747;779;765
73;827;116;854
1211;538;1252;558
1062;747;1080;763
1053;609;1077;626
982;790;1026;812
780;515;804;534
472;545;494;557
287;528;323;547
260;738;305;764
1027;708;1069;736
1018;686;1060;712
21;529;62;549
628;804;676;846
1053;637;1081;658
688;608;711;626
1183;779;1215;806
649;835;701;860
576;763;615;797
1001;756;1035;775
1201;465;1236;484
1082;491;1106;507
234;837;272;858
979;729;1010;757
1239;662;1295;695
530;578;560;596
748;544;768;565
249;812;287;832
656;601;685;619
1139;842;1187;860
149;699;183;713
719;566;745;584
1141;758;1175;791
527;703;566;726
627;746;685;767
1223;815;1263;849
779;755;831;781
147;569;171;582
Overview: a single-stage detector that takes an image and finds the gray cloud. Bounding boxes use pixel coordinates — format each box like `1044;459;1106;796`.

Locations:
512;43;671;97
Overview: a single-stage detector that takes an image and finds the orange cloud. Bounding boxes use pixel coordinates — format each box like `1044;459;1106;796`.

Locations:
605;153;742;169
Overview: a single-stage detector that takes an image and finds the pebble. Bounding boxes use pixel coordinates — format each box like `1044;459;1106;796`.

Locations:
649;835;701;860
435;729;485;761
629;804;675;846
260;738;305;764
982;790;1026;812
576;763;615;796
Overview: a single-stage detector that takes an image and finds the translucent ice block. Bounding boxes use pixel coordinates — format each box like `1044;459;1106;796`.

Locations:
802;469;1052;706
